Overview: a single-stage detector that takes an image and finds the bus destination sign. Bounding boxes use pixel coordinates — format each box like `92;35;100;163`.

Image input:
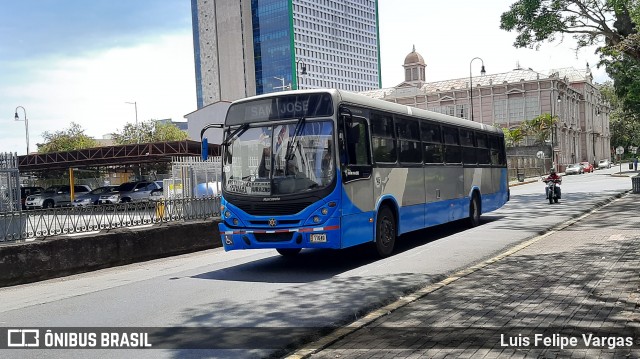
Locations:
226;93;334;125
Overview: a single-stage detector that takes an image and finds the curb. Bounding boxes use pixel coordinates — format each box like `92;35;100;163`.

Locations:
284;190;631;359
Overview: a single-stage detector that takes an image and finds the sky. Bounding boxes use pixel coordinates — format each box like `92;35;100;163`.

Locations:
1;0;609;155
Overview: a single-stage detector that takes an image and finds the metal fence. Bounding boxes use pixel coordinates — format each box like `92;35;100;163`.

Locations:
0;196;221;243
165;156;222;198
0;153;20;212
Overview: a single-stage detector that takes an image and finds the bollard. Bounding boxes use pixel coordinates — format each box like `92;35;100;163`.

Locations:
155;201;166;218
633;175;640;194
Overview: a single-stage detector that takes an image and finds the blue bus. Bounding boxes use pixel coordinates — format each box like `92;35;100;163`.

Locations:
202;89;509;257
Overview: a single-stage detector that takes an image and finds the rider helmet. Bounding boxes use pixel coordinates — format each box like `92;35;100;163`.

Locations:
549;168;556;175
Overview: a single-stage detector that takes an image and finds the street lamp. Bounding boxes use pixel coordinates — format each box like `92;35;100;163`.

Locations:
14;106;29;154
469;57;486;122
549;90;561;168
296;60;307;90
125;101;139;143
273;76;291;91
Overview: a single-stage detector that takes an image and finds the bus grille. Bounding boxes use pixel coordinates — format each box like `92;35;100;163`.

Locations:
232;200;313;216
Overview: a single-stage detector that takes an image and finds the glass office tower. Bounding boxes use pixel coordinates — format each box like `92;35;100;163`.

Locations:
191;0;381;108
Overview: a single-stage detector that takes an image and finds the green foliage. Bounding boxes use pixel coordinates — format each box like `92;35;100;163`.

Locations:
602;54;640;114
500;0;640;61
522;113;557;144
112;120;187;145
38;122;99;153
600;81;640;149
502;126;526;147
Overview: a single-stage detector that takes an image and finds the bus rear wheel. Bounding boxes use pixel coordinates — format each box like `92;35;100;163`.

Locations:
276;248;301;257
468;194;481;227
375;206;396;258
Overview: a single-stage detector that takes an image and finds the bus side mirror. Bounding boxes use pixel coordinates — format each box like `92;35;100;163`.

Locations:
201;138;209;161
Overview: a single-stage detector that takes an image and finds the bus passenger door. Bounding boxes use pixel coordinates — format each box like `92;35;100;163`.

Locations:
339;113;374;248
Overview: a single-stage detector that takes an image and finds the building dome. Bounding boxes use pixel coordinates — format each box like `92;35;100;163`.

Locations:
404;45;425;65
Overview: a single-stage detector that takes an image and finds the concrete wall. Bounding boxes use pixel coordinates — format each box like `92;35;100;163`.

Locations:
0;220;222;287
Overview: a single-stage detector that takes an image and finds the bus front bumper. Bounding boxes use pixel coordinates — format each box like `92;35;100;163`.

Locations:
218;218;341;251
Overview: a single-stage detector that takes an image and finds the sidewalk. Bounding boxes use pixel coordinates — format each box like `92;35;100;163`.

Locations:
293;193;640;358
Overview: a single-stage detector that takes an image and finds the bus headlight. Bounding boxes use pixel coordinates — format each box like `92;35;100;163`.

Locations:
233;218;239;225
225;211;231;218
321;208;329;215
313;216;321;223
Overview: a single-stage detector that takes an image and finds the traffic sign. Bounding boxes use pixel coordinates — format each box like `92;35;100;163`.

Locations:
615;146;624;155
536;151;545;159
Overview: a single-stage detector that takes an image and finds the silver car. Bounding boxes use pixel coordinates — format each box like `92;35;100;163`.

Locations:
72;185;119;207
25;185;92;209
99;181;161;204
598;159;611;169
565;163;584;175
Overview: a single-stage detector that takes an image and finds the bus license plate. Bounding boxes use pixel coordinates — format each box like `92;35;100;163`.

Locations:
310;233;326;243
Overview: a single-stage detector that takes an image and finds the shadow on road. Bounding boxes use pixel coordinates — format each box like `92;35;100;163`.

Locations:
193;217;491;284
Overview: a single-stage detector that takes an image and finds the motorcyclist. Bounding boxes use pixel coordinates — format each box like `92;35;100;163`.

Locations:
543;168;562;199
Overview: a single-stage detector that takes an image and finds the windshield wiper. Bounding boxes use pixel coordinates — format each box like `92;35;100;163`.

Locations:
222;124;249;147
285;117;306;161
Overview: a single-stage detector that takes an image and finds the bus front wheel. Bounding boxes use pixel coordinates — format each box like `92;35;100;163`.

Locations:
375;206;396;258
276;248;301;257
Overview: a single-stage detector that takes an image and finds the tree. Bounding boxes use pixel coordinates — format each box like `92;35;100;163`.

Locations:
600;81;640;152
521;113;558;144
502;126;526;147
500;0;640;61
602;53;640;113
111;120;188;145
38;122;98;153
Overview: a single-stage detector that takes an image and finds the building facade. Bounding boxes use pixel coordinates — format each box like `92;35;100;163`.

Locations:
191;0;381;108
361;48;612;172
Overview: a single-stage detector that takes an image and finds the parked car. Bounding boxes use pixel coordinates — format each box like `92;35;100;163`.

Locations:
565;163;584;175
149;188;164;202
580;161;594;173
99;181;161;204
72;185;119;207
598;159;611;169
20;186;44;210
25;185;92;209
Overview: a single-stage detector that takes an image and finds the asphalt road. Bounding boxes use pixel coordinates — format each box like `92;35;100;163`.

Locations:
0;167;632;359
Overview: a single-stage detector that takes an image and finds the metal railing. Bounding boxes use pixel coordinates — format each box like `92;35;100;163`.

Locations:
0;196;221;243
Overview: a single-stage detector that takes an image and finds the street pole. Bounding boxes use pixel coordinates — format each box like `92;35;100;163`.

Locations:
296;60;307;90
273;77;290;91
14;106;29;155
469;57;486;122
125;101;139;143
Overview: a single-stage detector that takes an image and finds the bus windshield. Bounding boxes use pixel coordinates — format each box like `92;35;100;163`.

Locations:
222;120;335;196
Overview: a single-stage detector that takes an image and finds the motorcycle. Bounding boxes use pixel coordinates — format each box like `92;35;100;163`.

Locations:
543;178;561;204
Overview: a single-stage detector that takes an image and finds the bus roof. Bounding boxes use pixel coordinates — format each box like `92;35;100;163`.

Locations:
228;89;503;135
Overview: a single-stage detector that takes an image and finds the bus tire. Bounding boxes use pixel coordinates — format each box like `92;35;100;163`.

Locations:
276;248;301;257
468;194;481;228
374;206;396;258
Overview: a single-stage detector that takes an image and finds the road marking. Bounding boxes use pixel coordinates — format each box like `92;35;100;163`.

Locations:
285;191;630;359
608;234;626;241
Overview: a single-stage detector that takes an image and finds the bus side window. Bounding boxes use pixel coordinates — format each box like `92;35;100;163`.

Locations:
442;126;461;164
460;129;476;164
346;119;370;166
489;135;506;166
475;132;491;164
421;121;443;164
370;112;396;163
396;117;422;164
